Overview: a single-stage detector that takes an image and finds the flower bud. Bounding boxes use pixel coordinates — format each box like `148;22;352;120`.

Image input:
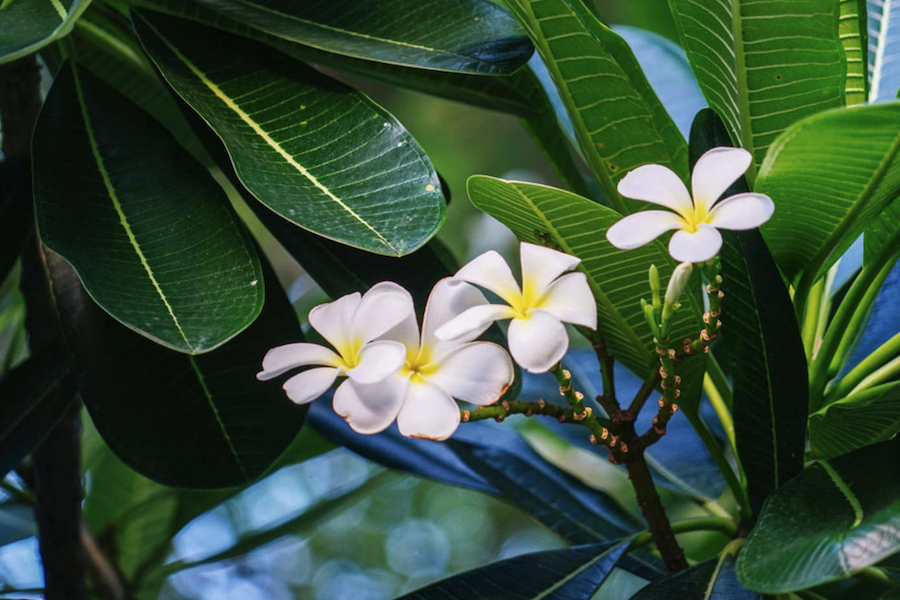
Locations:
661;262;693;334
649;264;661;310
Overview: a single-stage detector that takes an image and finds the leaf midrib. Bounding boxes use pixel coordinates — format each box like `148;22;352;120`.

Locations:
138;15;400;256
70;62;194;353
532;544;619;600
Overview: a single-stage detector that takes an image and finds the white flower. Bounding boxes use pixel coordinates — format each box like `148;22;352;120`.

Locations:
257;282;413;404
606;147;775;262
334;278;515;441
435;242;596;374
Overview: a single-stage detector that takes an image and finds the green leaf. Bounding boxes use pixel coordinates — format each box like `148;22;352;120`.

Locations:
134;10;445;257
398;541;628;600
502;0;688;213
668;0;846;180
43;247;304;488
0;0;92;63
0;159;33;284
868;0;900;102
841;0;868;105
737;436;900;593
70;6;208;164
0;344;74;479
466;175;703;383
631;552;761;599
809;382;900;458
690;110;808;517
756;102;900;283
32;61;263;354
190;0;532;75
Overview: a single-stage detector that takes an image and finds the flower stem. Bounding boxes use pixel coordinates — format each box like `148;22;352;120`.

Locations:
461;399;610;429
704;373;736;454
589;331;620;414
627;516;738;551
628;367;661;415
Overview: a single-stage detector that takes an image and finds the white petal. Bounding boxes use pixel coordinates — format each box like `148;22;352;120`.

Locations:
348;340;407;384
454;250;522;307
380;310;420;359
421;278;488;349
434;304;518;342
429;342;514;406
257;343;342;381
396;381;461;441
282;367;340;404
519;242;581;303
691;147;752;215
668;224;723;263
664;262;694;306
616;164;693;218
606;210;684;250
333;376;408;435
535;272;597;329
507;310;569;374
351;281;415;344
706;192;775;230
308;292;360;353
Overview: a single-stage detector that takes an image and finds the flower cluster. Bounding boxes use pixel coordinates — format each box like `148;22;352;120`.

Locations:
258;243;596;440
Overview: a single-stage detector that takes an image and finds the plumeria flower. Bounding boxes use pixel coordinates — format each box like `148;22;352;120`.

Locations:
334;278;514;441
606;147;775;262
257;282;413;405
435;242;596;374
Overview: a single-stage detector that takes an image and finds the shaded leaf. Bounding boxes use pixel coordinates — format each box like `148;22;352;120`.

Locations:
397;541;628;600
810;382;900;458
503;0;687;213
44;247;304;488
632;553;760;600
0;0;92;63
759;102;900;284
134;10;445;257
668;0;845;178
0;344;74;478
737;436;900;593
0;159;33;284
191;0;532;74
32;61;263;354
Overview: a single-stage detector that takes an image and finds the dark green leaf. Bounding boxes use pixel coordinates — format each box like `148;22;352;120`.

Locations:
757;102;900;284
810;382;900;458
737;436;900;593
134;10;445;257
632;552;760;599
44;247;304;488
190;0;532;74
32;61;263;354
466;176;704;387
0;0;91;62
398;541;628;600
0;159;33;284
0;344;74;478
503;0;688;213
668;0;845;179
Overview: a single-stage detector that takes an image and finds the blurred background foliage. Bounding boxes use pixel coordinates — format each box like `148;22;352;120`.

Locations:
0;2;690;599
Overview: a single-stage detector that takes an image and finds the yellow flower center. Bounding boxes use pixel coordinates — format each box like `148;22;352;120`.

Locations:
681;201;709;233
401;346;439;384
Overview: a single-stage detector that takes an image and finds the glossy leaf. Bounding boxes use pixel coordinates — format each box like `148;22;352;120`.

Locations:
190;0;532;74
43;248;304;488
0;0;92;63
32;61;263;354
842;0;868;105
737;436;900;593
503;0;688;213
868;0;900;102
467;176;704;382
756;102;900;283
691;109;807;516
632;553;760;600
398;541;628;600
70;7;208;163
0;344;74;479
668;0;845;178
0;159;33;284
810;382;900;458
134;10;445;257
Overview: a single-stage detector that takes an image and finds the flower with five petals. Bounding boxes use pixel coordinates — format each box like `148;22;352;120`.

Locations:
435;242;596;374
606;147;775;262
335;278;515;440
256;282;413;405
